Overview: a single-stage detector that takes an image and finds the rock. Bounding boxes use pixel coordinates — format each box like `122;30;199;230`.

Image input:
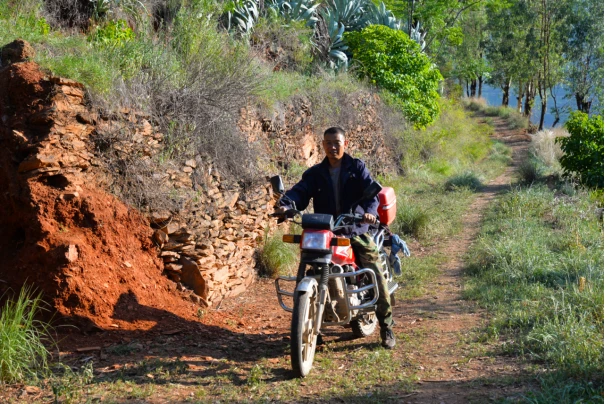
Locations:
0;39;35;66
65;244;78;263
153;229;169;245
18;154;58;173
179;256;208;299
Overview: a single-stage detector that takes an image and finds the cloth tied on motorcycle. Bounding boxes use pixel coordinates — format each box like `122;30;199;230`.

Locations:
278;153;379;238
389;234;410;276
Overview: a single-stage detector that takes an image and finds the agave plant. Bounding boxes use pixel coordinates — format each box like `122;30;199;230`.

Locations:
410;21;427;51
267;0;320;28
227;0;259;35
325;0;370;32
366;2;401;30
319;8;348;69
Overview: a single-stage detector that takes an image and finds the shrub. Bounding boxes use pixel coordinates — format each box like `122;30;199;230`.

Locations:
444;171;483;191
0;288;52;383
558;112;604;188
345;25;442;128
87;19;135;47
517;158;544;185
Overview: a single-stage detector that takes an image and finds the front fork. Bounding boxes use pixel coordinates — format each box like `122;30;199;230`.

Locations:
296;262;329;335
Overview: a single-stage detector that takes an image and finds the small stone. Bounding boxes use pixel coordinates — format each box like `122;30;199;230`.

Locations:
123;261;132;268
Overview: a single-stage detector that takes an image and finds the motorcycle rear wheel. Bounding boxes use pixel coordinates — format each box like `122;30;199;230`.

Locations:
351;313;377;337
291;288;318;377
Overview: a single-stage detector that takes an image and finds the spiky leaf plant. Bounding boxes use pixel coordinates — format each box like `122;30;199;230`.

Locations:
366;2;401;30
227;0;259;35
324;0;370;31
267;0;320;28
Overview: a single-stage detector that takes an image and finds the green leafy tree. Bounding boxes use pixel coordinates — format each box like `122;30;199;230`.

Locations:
557;111;604;188
345;25;443;128
560;0;604;113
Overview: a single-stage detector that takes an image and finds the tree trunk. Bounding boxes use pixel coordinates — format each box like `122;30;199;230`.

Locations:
501;79;511;106
470;79;477;97
516;80;524;112
478;75;483;98
575;93;592;113
538;98;547;130
524;81;536;117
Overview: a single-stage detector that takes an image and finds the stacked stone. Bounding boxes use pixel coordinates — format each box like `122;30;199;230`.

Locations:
13;74;95;198
150;182;274;307
95;108;165;160
238;92;396;176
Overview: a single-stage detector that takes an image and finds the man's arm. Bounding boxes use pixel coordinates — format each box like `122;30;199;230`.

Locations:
357;160;379;222
277;168;315;211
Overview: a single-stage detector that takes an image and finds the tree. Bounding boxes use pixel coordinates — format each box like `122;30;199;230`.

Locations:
345;25;443;128
450;4;489;98
560;0;604;114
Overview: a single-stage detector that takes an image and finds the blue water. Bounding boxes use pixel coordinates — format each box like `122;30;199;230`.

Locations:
473;83;575;128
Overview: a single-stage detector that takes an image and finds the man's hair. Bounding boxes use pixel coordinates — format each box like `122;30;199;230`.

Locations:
323;127;346;138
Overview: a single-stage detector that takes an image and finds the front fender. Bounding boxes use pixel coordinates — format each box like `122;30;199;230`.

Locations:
296;277;318;294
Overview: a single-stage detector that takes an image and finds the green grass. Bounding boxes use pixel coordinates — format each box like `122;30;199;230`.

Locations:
464;185;604;401
257;228;300;277
0;287;51;383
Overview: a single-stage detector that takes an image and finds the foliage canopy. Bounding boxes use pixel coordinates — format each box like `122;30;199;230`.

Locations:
345;25;442;128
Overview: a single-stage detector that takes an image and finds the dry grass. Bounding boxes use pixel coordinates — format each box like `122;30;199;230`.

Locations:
529;128;569;170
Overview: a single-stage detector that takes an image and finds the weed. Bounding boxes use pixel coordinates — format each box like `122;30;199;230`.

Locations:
0;287;52;383
516;158;544;185
50;362;94;404
444;171;483;192
257;229;299;277
106;342;142;356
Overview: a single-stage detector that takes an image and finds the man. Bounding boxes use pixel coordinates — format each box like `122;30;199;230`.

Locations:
276;126;396;349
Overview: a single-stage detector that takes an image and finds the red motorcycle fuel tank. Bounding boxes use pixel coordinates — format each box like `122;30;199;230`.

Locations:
331;243;356;266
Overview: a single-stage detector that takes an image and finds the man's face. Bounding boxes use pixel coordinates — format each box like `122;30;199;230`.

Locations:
322;133;347;161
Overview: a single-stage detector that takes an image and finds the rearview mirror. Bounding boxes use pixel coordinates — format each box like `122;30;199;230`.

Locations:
270;175;285;196
362;181;382;201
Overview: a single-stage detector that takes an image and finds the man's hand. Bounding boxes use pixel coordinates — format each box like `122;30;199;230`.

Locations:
361;213;377;225
274;206;287;215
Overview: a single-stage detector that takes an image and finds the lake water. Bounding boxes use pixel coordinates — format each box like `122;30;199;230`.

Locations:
472;83;575;128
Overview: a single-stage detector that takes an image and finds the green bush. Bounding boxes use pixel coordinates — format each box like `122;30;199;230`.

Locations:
87;19;135;47
557;112;604;188
345;25;442;128
0;288;52;383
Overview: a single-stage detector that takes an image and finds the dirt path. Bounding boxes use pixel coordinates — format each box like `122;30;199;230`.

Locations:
8;117;536;404
394;118;532;403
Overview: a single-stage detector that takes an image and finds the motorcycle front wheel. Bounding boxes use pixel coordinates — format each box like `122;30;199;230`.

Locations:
291;288;318;377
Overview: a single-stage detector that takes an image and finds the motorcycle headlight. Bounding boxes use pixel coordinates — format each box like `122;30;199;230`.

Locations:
301;232;330;251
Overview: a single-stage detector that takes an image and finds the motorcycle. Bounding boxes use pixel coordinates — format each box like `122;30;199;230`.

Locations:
270;175;401;377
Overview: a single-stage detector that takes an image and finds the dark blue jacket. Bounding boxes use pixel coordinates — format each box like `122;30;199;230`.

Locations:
279;153;379;237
